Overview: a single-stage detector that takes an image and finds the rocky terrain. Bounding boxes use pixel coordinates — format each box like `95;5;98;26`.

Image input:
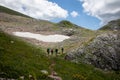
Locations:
66;28;120;71
99;19;120;31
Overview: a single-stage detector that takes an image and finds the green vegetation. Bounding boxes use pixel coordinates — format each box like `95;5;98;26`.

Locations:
52;57;120;80
99;25;110;30
0;31;120;80
0;31;51;79
0;6;31;18
58;20;79;28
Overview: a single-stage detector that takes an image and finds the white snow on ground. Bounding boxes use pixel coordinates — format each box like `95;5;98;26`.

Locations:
13;32;70;42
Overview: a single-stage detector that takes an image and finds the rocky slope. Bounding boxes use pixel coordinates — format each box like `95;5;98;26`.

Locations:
66;18;120;71
66;31;120;71
99;19;120;31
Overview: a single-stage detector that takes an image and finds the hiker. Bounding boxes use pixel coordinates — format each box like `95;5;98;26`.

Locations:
47;48;50;55
51;49;54;55
55;48;58;55
61;47;64;54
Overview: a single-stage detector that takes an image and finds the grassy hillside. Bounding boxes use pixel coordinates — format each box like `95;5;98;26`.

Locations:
0;5;31;18
0;31;120;80
57;20;85;29
0;31;52;79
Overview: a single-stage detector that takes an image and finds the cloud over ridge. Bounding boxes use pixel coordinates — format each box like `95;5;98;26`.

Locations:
80;0;120;25
0;0;68;20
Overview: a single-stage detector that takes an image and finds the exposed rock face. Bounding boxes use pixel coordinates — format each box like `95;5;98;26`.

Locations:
62;29;76;36
66;32;120;70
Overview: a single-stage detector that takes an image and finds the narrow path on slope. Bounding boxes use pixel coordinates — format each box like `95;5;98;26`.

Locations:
48;58;62;80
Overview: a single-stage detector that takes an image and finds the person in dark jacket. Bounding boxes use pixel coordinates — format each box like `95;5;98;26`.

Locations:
61;47;64;54
55;48;58;55
47;48;50;55
51;49;54;55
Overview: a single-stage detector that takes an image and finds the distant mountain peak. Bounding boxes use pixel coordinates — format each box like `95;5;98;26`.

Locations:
57;20;82;28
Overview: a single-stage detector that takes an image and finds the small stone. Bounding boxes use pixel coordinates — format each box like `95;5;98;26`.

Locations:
41;70;48;75
10;41;14;43
19;76;24;80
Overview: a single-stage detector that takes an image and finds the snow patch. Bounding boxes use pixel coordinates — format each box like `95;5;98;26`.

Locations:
13;32;70;42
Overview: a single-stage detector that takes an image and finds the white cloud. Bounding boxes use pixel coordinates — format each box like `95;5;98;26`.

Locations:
0;0;68;20
70;11;79;17
80;0;120;25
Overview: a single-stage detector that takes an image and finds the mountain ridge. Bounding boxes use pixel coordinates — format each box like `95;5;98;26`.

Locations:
0;5;89;30
99;19;120;30
0;5;31;18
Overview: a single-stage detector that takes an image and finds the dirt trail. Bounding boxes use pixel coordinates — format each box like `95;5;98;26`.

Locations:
48;59;62;80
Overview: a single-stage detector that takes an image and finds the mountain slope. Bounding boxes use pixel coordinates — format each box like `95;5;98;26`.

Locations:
1;30;118;80
0;5;30;18
65;20;120;71
0;5;95;52
99;19;120;30
66;31;120;70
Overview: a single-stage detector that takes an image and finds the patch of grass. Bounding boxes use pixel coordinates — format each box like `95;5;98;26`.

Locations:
0;31;51;79
52;57;120;80
49;44;120;80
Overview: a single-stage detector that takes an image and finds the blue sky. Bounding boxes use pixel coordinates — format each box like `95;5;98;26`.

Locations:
0;0;120;30
49;0;101;30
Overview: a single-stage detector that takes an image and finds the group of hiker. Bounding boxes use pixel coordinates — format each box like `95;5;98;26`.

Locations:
47;47;64;55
